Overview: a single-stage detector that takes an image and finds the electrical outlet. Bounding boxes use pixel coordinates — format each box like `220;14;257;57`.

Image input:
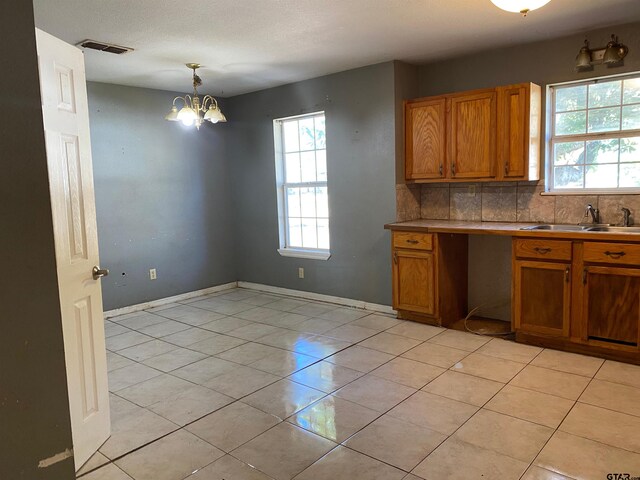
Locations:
149;268;157;280
298;267;304;279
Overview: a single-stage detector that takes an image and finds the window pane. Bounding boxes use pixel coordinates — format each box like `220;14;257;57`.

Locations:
623;78;640;105
621;137;640;163
620;163;640;187
299;118;315;150
300;151;316;182
588;107;620;133
288;218;302;248
285;153;301;183
555;111;586;135
316;149;327;181
300;187;316;217
316;187;328;218
317;219;330;250
622;105;640;130
286;188;300;217
301;218;317;249
588;81;622;108
585;164;618;189
283;121;299;153
556;85;586;112
315;116;326;149
554;166;583;189
586;139;619;164
554;142;584;166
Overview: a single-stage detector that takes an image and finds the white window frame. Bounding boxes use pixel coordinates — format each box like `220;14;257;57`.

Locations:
546;71;640;194
274;111;330;261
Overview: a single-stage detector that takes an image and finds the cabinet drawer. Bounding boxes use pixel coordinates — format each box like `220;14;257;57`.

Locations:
583;242;640;266
514;239;571;261
393;232;434;251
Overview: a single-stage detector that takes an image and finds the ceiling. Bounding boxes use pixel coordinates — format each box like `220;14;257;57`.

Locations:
33;0;640;97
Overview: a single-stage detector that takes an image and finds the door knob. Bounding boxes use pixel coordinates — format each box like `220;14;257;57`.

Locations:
92;266;109;280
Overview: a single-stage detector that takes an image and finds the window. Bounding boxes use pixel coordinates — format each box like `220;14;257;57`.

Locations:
548;73;640;192
274;112;330;260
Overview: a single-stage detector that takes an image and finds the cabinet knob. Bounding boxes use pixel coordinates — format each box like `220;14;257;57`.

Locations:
504;162;509;176
451;163;456;176
439;164;443;176
565;267;570;283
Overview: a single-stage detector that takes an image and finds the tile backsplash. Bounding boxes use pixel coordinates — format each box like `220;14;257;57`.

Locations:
396;182;640;226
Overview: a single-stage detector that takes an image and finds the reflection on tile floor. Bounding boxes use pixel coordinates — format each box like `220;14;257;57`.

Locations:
79;287;640;480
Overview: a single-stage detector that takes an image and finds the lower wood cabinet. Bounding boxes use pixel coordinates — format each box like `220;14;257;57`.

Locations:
582;265;640;347
513;260;570;337
393;249;436;316
392;231;467;326
513;238;640;361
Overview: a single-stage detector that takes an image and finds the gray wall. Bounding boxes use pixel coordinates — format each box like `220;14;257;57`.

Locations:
88;83;237;310
227;62;397;305
415;20;640;321
0;3;74;478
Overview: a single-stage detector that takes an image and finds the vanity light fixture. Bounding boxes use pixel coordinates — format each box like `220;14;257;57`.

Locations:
575;34;629;71
490;0;551;16
165;63;226;129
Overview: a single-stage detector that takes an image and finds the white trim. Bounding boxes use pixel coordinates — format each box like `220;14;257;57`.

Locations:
103;282;238;318
238;281;396;315
277;248;331;261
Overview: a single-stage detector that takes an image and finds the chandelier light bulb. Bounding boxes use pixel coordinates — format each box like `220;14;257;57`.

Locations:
490;0;551;16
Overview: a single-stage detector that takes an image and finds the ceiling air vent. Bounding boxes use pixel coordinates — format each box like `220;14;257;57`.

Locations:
77;40;133;55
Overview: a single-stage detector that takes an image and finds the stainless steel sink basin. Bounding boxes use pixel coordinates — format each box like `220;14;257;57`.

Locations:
520;224;592;231
586;226;640;233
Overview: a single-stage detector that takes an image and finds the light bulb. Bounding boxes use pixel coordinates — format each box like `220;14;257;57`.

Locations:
491;0;551;15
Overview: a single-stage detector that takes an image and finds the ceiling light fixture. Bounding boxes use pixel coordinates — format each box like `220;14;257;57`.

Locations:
575;34;629;71
490;0;551;16
165;63;226;129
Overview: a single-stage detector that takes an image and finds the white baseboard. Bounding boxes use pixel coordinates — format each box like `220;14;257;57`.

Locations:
103;282;238;318
238;281;395;315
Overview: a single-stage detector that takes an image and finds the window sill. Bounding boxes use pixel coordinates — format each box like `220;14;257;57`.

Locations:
277;248;331;261
541;189;640;196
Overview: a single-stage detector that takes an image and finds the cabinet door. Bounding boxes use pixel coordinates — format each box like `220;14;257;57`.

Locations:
514;260;571;337
497;85;527;179
393;249;437;316
405;99;446;180
448;91;496;178
582;266;640;347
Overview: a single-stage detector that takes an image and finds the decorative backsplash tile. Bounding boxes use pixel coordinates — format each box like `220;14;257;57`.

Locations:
482;186;517;222
450;183;482;221
395;182;640;225
396;184;421;222
420;185;450;220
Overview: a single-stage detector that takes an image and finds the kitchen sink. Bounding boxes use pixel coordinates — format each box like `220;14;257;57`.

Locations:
520;224;593;231
520;224;640;233
586;226;640;233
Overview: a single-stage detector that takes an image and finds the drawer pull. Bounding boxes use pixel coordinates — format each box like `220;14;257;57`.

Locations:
406;239;419;244
534;247;552;254
604;250;626;259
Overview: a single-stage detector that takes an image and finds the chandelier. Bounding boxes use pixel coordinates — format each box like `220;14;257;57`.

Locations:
165;63;226;129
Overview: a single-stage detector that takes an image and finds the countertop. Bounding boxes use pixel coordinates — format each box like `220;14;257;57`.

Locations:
384;219;640;242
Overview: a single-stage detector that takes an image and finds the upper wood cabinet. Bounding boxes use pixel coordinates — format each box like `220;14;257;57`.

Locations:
404;83;541;183
496;84;541;181
405;98;446;180
448;90;496;179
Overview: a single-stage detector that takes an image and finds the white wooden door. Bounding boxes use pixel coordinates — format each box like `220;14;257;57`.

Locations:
36;28;110;471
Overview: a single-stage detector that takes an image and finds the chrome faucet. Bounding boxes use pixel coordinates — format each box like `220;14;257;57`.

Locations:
584;204;600;224
621;207;632;227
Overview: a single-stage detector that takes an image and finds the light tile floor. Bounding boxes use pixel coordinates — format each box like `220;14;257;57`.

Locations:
79;287;640;480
